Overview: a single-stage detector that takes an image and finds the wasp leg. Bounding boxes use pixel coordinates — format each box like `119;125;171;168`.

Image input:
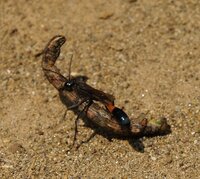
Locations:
72;99;93;147
62;99;89;122
67;98;87;110
61;109;68;121
75;131;96;150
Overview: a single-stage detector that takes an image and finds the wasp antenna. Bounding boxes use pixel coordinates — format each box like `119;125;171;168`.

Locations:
68;54;73;81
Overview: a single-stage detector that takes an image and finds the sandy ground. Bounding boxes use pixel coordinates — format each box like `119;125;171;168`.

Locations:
1;0;200;178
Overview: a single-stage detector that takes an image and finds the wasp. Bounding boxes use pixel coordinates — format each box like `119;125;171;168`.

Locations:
63;58;131;127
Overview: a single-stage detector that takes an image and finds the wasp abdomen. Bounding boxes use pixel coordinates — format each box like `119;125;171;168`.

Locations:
112;107;131;127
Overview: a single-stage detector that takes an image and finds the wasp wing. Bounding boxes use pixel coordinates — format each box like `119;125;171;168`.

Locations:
74;80;115;105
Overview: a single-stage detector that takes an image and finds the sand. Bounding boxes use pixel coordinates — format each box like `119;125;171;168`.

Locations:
1;0;200;178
